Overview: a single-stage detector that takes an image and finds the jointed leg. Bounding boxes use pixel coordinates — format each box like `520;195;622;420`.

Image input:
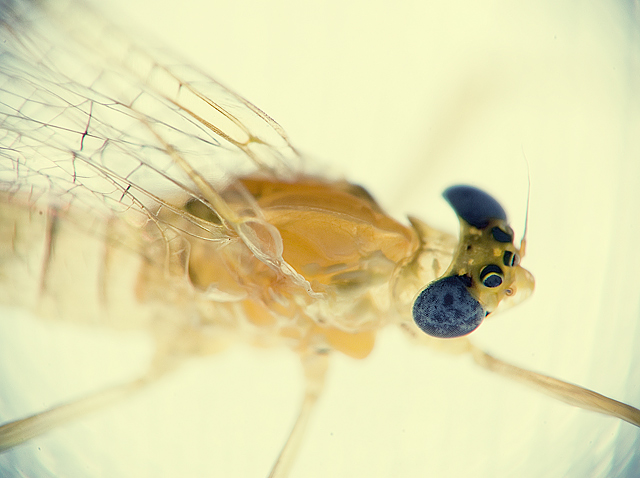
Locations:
268;351;330;478
469;343;640;427
0;375;152;452
0;327;186;453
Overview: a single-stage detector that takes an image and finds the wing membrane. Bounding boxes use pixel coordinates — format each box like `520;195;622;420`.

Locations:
0;0;301;234
0;0;319;317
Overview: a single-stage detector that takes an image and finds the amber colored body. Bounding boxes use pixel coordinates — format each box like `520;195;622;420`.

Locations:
182;176;446;359
1;2;638;476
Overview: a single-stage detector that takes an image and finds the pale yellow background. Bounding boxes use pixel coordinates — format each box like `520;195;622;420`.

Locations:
0;0;639;477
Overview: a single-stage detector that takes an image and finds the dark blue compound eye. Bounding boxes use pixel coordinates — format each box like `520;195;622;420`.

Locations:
443;186;507;229
413;276;486;338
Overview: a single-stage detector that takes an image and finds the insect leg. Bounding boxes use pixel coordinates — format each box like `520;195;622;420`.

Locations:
469;344;640;427
268;352;329;478
0;375;152;453
0;326;193;453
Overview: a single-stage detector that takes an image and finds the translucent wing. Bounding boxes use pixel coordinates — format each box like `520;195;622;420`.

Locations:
0;0;313;313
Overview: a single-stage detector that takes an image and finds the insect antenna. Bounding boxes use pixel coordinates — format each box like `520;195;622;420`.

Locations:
519;146;531;257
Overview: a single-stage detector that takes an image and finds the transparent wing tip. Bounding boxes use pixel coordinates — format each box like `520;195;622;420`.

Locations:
412;276;485;338
443;185;507;229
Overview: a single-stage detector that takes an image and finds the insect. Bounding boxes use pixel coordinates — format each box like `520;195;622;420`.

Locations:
1;0;639;477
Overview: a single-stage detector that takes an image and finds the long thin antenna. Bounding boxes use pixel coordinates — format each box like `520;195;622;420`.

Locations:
520;145;531;257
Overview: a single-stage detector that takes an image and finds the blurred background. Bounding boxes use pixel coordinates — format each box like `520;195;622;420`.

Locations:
1;0;639;476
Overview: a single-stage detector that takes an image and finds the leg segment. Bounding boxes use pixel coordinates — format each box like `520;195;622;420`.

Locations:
469;343;640;427
268;351;330;478
0;376;151;452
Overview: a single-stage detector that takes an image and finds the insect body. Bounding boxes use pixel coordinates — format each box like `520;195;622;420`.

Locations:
0;0;639;477
181;176;533;356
